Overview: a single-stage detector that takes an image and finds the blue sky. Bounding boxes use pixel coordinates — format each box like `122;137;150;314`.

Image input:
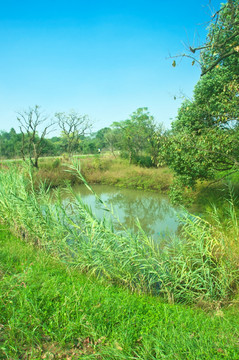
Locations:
0;0;222;134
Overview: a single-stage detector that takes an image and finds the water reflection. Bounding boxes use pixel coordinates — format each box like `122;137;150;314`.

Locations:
62;185;183;240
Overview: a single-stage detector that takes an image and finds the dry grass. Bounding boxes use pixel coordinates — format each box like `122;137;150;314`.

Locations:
0;154;173;192
80;156;173;192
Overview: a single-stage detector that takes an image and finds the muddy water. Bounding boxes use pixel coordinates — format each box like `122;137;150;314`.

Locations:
65;184;184;240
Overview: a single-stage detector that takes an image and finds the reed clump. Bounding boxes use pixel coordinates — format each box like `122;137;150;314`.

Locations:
80;156;172;191
0;163;238;304
32;155;173;191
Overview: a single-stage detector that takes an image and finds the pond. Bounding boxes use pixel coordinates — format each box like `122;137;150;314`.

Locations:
63;184;184;240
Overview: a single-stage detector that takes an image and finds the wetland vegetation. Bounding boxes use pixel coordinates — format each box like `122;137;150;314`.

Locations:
0;159;239;359
0;1;239;358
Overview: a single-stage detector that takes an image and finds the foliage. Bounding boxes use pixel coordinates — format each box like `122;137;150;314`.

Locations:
112;107;163;165
1;230;239;359
1;107;164;168
103;127;119;157
200;0;239;76
0;128;22;158
94;127;111;150
163;0;239;192
172;0;239;76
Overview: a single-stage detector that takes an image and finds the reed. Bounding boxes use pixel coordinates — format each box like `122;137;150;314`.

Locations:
1;229;239;359
0;163;238;304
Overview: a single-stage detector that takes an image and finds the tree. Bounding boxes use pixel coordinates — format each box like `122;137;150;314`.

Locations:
17;105;54;168
162;0;239;191
94;127;110;150
0;129;22;159
55;111;92;157
104;128;119;157
172;0;239;76
113;107;159;165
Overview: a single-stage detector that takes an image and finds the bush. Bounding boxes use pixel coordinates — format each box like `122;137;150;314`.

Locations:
132;155;154;168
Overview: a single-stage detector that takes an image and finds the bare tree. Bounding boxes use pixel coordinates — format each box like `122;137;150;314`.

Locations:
55;111;92;157
17;105;54;168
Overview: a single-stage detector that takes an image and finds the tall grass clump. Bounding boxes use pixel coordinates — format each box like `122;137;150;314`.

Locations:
0;163;238;304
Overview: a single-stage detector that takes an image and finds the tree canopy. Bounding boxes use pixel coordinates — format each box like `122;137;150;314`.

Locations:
163;0;239;191
112;107;163;166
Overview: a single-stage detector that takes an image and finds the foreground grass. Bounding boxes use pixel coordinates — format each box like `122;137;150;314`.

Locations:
1;229;239;360
0;163;238;306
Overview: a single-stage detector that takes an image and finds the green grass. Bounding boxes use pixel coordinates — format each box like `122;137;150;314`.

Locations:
195;181;239;213
79;156;172;192
0;163;238;306
23;155;173;192
1;228;239;359
0;154;173;192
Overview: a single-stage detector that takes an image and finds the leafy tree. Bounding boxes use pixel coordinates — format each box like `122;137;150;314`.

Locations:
0;130;15;158
113;107;159;165
94;127;110;150
47;136;64;156
163;0;239;191
198;0;239;76
104;128;119;157
172;0;239;76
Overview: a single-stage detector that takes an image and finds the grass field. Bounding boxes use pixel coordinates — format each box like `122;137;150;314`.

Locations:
1;228;239;360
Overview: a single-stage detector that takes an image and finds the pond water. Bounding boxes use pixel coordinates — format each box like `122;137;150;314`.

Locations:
64;184;184;240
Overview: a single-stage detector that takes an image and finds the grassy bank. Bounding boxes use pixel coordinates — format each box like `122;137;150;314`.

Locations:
33;155;173;192
0;163;238;306
1;228;239;359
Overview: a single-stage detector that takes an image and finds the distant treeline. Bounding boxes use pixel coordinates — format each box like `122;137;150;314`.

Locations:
0;126;115;158
0;107;163;169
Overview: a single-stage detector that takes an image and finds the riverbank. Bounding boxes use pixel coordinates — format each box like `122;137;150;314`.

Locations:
35;155;173;192
1;228;239;359
0;164;238;303
2;155;238;210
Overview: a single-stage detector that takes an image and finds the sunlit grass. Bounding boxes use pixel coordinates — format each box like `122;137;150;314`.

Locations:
0;163;238;306
31;154;173;191
79;156;173;191
1;228;239;359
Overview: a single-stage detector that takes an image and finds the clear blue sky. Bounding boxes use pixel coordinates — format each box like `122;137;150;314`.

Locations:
0;0;222;134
